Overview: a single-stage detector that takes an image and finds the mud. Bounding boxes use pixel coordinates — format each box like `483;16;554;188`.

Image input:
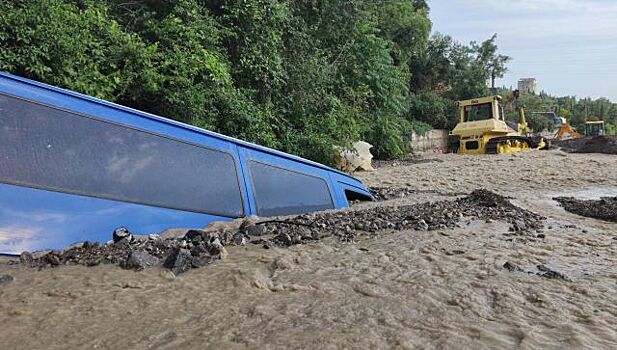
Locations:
554;135;617;155
372;154;444;168
1;150;617;350
369;186;465;201
554;196;617;222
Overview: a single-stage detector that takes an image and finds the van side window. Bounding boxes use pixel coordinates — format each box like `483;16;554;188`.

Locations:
0;94;244;217
248;161;334;216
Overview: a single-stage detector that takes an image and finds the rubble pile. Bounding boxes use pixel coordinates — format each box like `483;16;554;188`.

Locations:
554;196;617;222
554;136;617;155
16;189;544;274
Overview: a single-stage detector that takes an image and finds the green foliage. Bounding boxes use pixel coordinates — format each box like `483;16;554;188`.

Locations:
471;34;510;89
606;123;617;136
496;88;617;133
0;0;526;166
0;0;153;100
408;91;457;129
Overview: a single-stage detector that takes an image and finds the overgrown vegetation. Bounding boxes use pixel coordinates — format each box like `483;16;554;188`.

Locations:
496;88;617;134
2;1;614;164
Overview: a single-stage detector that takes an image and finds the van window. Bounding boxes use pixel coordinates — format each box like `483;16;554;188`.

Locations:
0;94;244;217
248;161;334;216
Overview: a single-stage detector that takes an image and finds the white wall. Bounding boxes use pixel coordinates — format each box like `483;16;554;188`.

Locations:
409;129;449;152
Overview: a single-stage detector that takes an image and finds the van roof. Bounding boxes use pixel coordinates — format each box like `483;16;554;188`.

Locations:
0;71;361;182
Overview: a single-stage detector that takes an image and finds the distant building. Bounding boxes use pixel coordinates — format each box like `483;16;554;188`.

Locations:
518;78;537;94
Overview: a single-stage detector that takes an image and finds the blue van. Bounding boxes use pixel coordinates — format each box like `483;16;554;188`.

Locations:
0;72;373;254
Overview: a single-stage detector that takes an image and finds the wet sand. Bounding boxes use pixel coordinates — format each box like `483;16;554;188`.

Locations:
1;150;617;349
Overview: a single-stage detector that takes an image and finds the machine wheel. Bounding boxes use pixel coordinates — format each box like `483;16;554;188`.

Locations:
486;136;533;154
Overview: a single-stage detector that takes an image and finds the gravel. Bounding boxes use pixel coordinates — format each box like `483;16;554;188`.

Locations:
554;196;617;222
14;189;544;274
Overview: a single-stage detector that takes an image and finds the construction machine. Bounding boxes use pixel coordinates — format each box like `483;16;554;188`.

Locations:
554;120;581;140
448;90;548;154
585;120;605;136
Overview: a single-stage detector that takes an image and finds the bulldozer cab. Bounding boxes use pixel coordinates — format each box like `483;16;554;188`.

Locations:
585;120;605;136
458;96;504;122
450;93;547;155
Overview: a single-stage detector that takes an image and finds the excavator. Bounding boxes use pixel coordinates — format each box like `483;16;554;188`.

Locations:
554;120;581;140
448;90;548;154
553;120;604;139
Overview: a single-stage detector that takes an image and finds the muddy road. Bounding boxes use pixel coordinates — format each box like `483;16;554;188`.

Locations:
1;150;617;349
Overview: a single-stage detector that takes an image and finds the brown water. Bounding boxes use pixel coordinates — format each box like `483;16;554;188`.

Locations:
1;151;617;349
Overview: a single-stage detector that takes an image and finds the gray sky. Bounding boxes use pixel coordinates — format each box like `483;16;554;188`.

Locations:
429;0;617;101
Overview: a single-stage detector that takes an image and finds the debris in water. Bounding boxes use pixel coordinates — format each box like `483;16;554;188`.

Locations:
554;196;617;222
0;273;13;285
503;261;524;272
536;264;572;282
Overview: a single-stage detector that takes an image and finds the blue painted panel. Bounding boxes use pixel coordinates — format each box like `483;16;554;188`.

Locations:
0;71;365;184
0;72;374;254
0;183;230;254
328;173;375;207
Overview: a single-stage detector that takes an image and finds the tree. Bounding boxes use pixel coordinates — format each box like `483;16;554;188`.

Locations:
471;34;510;91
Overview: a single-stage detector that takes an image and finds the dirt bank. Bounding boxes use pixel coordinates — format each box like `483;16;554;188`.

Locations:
1;150;617;349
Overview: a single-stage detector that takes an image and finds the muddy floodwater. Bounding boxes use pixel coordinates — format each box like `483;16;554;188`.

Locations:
1;150;617;349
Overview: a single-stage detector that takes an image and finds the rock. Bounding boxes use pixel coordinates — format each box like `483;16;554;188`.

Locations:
275;233;293;246
148;234;159;240
113;227;132;243
114;237;131;247
184;229;205;242
20;251;34;264
46;253;61;266
245;224;267;236
233;232;247;246
207;238;228;259
0;273;13;285
292;234;303;245
537;265;571;282
191;256;215;268
417;219;429;231
163;248;193;275
190;244;209;257
503;261;524;272
124;250;160;271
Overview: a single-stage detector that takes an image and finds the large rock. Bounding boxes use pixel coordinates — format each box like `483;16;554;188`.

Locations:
163;248;193;275
337;141;375;172
113;227;132;243
124;250;160;271
207;238;228;259
19;251;34;264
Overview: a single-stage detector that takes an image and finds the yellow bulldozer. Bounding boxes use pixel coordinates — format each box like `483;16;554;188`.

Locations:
448;90;548;154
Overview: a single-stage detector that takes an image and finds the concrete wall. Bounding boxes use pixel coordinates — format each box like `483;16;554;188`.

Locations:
409;129;449;153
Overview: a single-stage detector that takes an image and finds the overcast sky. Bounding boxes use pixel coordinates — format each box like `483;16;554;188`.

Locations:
429;0;617;101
